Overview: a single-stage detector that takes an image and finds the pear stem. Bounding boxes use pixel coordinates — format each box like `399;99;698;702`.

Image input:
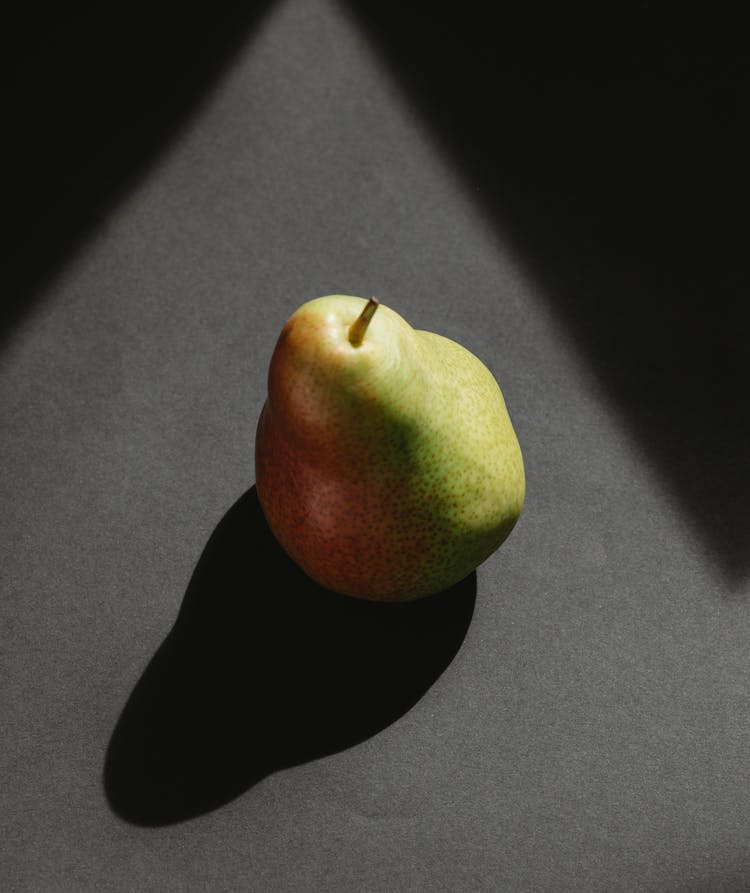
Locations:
348;297;379;347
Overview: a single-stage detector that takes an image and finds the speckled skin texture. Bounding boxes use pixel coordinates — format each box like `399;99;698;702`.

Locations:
255;296;525;601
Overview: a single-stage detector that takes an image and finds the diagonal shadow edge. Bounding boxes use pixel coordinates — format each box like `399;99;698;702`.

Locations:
103;487;476;826
343;1;750;587
1;0;276;349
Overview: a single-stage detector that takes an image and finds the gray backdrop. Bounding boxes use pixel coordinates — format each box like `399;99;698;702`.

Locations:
3;2;748;891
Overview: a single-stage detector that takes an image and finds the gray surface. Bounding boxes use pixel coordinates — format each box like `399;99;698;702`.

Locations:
2;2;749;891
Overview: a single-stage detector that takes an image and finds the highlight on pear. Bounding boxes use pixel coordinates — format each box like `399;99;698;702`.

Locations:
255;295;525;601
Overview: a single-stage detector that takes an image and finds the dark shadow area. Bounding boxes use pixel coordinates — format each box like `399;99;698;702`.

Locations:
104;487;476;826
346;2;749;584
1;0;274;347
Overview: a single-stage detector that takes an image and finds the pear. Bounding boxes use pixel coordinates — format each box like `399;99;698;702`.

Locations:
255;295;525;601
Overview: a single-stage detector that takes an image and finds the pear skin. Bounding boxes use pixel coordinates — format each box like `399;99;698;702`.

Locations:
255;295;525;601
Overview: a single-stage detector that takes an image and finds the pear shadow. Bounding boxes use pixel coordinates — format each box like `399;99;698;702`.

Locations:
104;487;476;826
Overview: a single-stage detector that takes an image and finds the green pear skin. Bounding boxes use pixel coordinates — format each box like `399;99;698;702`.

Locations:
255;295;525;601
